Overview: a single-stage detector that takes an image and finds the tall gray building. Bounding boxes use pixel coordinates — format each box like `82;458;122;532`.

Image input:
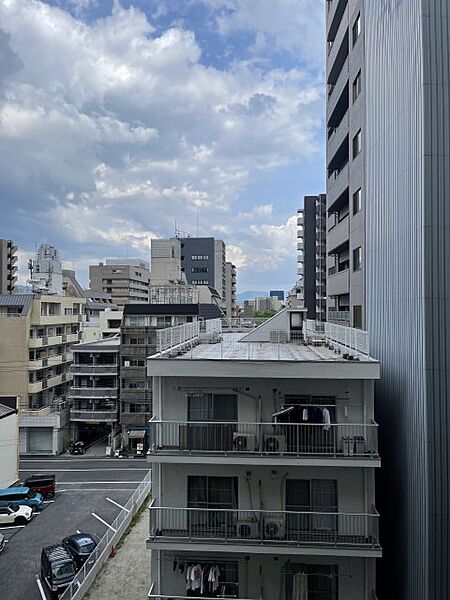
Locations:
297;195;327;321
326;0;364;328
326;1;450;598
0;239;18;295
89;259;150;307
179;237;226;300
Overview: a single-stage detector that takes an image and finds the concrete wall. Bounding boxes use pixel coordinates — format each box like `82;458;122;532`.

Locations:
0;411;19;487
0;316;29;409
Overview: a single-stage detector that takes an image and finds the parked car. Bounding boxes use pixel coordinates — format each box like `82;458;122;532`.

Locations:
0;487;43;510
69;441;85;455
0;503;33;525
0;533;5;553
62;533;98;569
23;474;56;499
41;544;77;599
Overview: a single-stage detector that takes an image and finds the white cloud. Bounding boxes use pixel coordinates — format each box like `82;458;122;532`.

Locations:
0;0;323;289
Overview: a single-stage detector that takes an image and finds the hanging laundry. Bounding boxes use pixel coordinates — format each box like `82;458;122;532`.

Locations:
292;572;308;600
322;408;331;431
302;407;309;421
208;564;221;593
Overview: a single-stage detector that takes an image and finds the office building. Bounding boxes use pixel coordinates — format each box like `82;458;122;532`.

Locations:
179;237;226;300
225;262;237;321
0;293;85;454
69;337;120;447
326;0;364;328
150;239;185;285
270;290;285;301
89;259;150;307
0;239;18;295
297;195;327;321
147;314;381;599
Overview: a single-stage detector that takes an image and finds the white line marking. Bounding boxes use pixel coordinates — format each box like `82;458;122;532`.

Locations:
106;497;130;512
0;525;26;530
91;512;116;532
76;530;81;534
56;488;136;492
43;500;55;504
36;575;47;600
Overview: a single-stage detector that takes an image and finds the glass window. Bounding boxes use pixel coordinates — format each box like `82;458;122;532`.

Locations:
188;393;237;422
353;129;362;158
352;70;361;102
353;188;362;214
352;13;361;45
353;305;362;329
353;246;362;271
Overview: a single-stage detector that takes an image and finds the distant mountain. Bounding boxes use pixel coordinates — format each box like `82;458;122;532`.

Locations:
237;290;267;303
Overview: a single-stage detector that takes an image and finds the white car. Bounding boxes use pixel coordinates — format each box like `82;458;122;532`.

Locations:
0;503;33;525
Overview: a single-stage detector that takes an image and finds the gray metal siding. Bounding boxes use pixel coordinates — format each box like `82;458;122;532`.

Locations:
303;197;318;319
365;0;427;598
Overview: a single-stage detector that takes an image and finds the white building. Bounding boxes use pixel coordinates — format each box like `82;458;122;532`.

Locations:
146;315;381;600
31;244;63;295
0;397;19;488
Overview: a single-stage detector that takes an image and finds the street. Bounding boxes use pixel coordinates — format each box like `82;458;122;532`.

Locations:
0;456;150;600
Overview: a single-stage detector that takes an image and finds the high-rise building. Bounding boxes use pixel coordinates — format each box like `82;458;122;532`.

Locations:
0;239;18;295
270;290;285;301
326;0;364;329
326;2;450;598
31;244;63;295
0;293;85;454
89;259;150;307
179;237;226;301
147;315;381;598
297;195;327;321
225;261;237;321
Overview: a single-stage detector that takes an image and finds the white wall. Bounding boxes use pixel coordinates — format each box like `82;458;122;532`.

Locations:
0;412;19;488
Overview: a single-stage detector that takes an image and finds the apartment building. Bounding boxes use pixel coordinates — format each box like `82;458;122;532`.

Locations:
0;294;85;454
0;239;18;294
147;314;381;599
89;259;150;307
225;262;237;321
69;337;119;446
326;0;364;328
151;239;185;285
297;195;327;321
180;237;227;301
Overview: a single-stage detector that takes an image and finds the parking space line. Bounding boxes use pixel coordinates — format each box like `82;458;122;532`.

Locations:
0;525;25;530
36;575;47;600
76;530;81;534
43;500;55;504
106;497;130;512
92;512;116;532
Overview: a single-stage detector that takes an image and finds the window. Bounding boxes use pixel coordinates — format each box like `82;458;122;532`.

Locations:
353;188;362;214
353;70;361;102
192;255;209;261
353;246;362;271
192;266;208;273
286;565;338;600
353;305;362;329
353;129;362;158
188;393;237;422
352;12;361;45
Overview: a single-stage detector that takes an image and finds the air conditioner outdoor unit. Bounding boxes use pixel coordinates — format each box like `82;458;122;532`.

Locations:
263;434;286;453
233;433;256;452
264;516;285;540
236;520;259;540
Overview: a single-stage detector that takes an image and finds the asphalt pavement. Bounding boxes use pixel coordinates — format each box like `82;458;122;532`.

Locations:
0;456;150;600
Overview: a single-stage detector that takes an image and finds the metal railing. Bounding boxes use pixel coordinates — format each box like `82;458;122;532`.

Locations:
156;322;200;356
69;387;119;398
149;421;378;458
325;322;369;356
148;506;380;550
60;470;152;600
147;585;259;600
71;365;118;374
328;310;351;323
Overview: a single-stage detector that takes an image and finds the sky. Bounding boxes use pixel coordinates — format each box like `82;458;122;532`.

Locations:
0;0;326;293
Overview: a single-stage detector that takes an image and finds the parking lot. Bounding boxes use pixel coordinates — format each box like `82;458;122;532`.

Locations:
0;456;150;600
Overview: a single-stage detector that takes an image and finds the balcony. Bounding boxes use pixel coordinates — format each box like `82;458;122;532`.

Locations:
148;505;381;557
328;213;350;249
70;387;118;399
121;411;151;426
149;421;379;467
71;364;118;374
148;585;257;600
328;310;351;324
327;267;350;296
70;409;118;422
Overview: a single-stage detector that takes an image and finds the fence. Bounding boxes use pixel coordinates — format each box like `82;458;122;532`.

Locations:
148;505;380;550
156;322;200;356
60;470;152;600
150;421;379;458
324;322;369;356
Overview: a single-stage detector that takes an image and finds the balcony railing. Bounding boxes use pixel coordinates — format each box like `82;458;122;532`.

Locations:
149;421;378;459
70;387;118;398
71;364;118;374
70;409;118;422
148;505;381;551
147;584;258;600
328;310;351;323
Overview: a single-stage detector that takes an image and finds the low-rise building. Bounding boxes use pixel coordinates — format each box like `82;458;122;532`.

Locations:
0;293;85;454
147;316;381;599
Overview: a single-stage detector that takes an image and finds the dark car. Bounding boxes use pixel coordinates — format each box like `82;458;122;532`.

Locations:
23;474;56;499
62;533;98;569
41;544;77;599
69;441;85;455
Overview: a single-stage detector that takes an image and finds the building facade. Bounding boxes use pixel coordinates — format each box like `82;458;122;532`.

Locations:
147;318;381;599
180;237;227;300
89;259;150;307
225;262;237;321
297;195;327;321
0;239;18;295
270;290;285;301
0;397;19;488
326;0;365;328
69;337;120;447
31;244;63;295
0;294;85;454
151;239;185;285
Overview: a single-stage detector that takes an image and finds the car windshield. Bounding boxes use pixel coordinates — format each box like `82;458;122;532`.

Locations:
77;539;96;553
52;562;76;581
9;504;20;512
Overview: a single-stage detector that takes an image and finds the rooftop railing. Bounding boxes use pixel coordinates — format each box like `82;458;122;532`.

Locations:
304;320;369;358
148;505;381;551
150;421;379;459
155;319;223;357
